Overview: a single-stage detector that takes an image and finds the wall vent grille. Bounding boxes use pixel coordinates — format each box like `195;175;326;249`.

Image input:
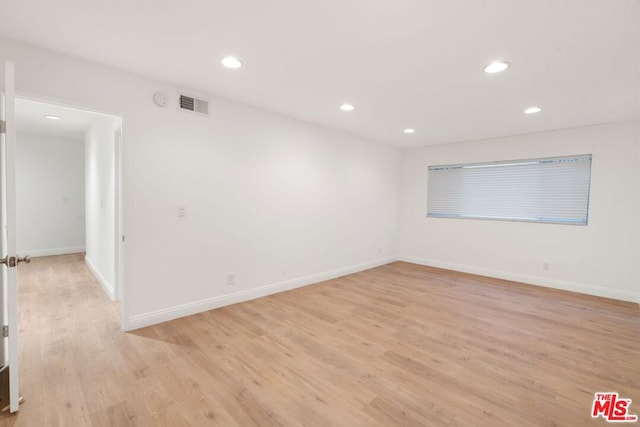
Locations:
178;94;209;115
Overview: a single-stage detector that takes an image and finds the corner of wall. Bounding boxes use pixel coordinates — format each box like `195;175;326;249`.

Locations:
21;247;86;257
125;256;396;331
85;254;115;301
398;255;640;304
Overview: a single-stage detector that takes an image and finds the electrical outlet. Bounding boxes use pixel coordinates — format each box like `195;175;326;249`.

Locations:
543;262;550;271
227;273;235;286
177;205;186;217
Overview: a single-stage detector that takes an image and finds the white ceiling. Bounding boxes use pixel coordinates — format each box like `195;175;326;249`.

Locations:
16;98;98;140
1;0;638;147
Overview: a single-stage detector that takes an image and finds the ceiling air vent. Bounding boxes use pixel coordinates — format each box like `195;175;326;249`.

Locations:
178;93;209;116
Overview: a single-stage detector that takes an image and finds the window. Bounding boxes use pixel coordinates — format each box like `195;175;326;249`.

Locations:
427;154;592;225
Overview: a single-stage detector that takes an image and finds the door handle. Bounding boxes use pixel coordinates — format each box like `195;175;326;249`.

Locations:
0;255;31;268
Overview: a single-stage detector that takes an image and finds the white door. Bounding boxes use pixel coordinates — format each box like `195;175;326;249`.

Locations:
0;61;22;413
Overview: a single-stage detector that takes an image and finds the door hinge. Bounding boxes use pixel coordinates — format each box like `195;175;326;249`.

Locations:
0;120;5;134
2;326;8;338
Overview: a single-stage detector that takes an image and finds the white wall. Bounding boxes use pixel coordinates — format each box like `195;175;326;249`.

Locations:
16;133;85;256
398;122;640;303
85;116;120;300
6;37;634;332
0;38;402;329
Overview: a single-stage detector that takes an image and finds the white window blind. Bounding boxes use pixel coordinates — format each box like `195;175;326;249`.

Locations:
427;154;592;225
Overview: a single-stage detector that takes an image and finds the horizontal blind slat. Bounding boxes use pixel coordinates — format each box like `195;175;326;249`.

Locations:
427;155;592;225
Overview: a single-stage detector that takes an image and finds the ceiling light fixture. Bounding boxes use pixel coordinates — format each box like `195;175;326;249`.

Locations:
524;106;542;114
484;61;509;74
340;104;355;112
403;128;415;134
44;115;61;120
221;56;242;69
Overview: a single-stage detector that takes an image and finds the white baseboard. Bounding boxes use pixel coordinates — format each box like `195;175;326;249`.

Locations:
125;254;638;332
398;255;640;304
85;255;115;301
125;257;395;331
21;246;85;257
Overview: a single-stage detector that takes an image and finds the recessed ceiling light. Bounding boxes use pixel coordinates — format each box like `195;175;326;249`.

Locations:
340;104;355;112
221;56;242;69
44;115;61;120
524;106;542;114
403;128;415;134
484;61;509;74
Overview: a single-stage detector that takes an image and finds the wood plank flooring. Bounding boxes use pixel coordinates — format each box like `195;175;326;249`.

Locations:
0;253;638;426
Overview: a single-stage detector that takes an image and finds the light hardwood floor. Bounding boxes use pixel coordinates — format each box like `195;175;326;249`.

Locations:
0;254;638;426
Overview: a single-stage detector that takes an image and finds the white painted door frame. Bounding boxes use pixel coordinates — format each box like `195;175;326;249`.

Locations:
114;128;124;304
1;61;21;413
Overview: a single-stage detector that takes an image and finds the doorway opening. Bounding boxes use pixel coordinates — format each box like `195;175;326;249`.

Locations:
14;98;124;322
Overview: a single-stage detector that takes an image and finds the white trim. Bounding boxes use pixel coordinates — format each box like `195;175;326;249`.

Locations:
113;128;122;302
20;246;85;258
125;257;395;331
398;255;640;304
4;60;20;413
85;255;115;301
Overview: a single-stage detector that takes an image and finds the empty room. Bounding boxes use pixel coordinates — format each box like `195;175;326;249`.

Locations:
0;1;638;426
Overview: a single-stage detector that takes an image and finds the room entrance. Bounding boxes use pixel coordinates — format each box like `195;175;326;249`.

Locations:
14;98;124;302
1;60;125;413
